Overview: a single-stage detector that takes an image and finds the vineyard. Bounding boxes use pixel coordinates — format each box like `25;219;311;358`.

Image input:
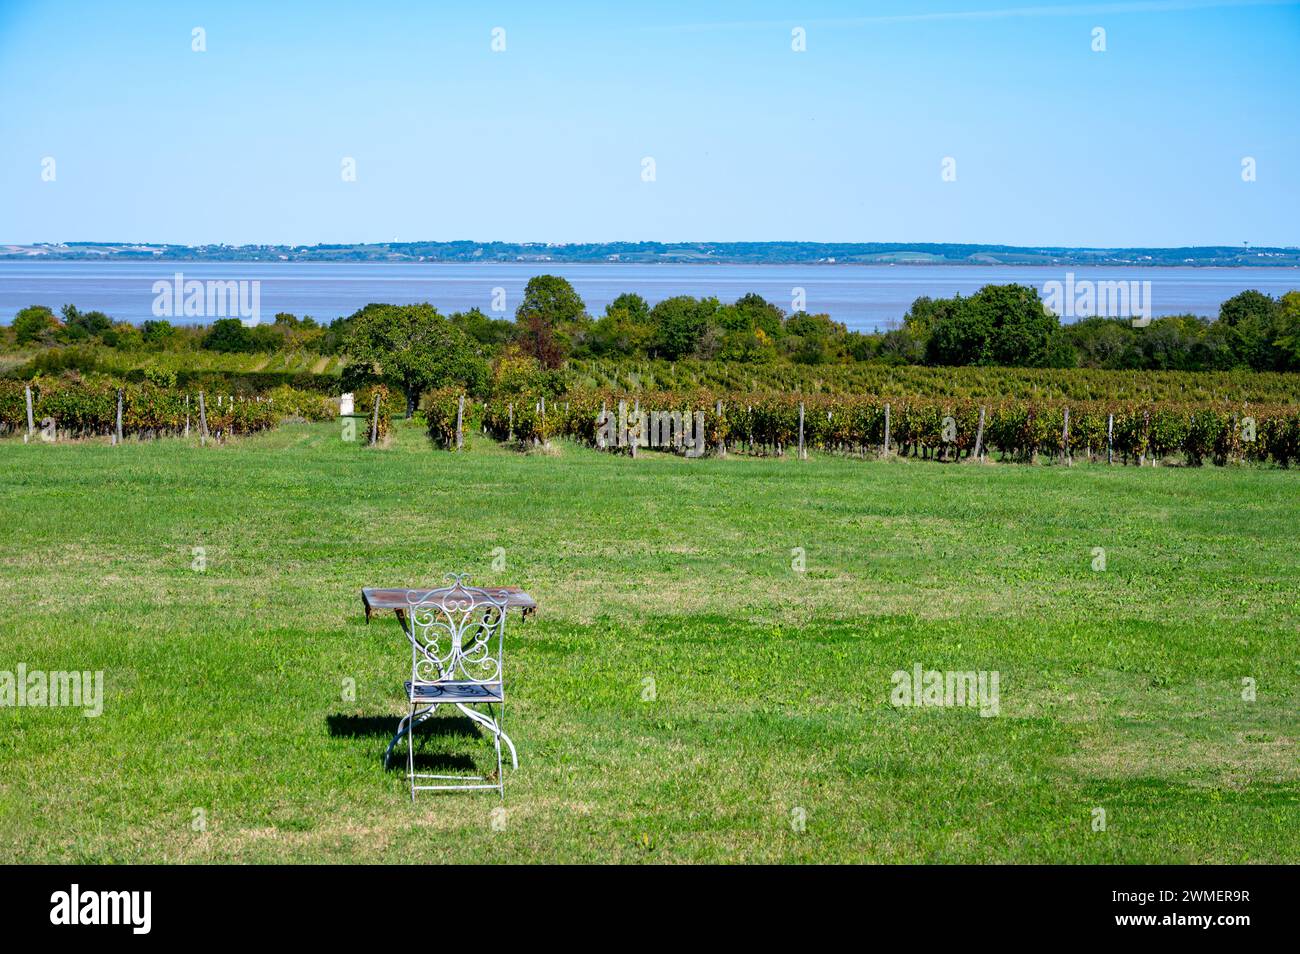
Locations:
567;359;1300;404
0;378;397;441
5;369;1300;468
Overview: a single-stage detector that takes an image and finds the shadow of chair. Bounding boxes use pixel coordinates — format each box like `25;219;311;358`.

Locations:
326;713;485;773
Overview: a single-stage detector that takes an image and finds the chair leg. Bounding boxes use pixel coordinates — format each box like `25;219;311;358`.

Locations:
407;699;417;802
491;722;501;805
384;710;413;769
491;704;504;800
499;700;516;771
401;700;511;799
456;701;518;770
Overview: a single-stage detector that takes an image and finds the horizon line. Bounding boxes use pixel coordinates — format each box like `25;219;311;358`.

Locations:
5;240;1298;252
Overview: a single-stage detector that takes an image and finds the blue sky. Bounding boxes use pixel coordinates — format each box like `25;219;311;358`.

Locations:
0;0;1296;247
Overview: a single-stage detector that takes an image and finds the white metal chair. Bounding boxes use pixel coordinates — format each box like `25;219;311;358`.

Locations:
383;573;518;799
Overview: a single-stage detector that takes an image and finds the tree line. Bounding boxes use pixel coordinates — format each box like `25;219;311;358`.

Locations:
7;278;1300;411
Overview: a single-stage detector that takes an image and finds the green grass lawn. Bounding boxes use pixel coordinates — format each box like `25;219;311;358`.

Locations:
1;422;1296;863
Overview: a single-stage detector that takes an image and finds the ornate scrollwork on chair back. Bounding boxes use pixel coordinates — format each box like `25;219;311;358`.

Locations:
405;573;508;685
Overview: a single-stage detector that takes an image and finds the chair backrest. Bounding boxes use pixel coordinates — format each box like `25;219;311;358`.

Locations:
405;573;508;685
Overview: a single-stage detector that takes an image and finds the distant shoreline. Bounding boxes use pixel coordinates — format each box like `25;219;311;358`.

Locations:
3;241;1298;268
4;259;1299;269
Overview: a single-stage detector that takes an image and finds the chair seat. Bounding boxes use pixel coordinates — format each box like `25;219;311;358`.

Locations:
406;680;503;703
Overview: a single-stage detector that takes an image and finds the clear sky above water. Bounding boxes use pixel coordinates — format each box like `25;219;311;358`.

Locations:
1;0;1297;248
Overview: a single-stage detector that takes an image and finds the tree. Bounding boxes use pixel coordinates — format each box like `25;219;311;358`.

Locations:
877;328;924;365
977;284;1058;366
514;275;588;368
201;318;254;353
1043;331;1079;369
246;324;283;352
141;319;177;347
318;315;354;355
650;295;718;359
1062;317;1140;369
490;349;570;398
450;307;515;348
1216;290;1282;370
1273;291;1300;371
588;303;656;357
1197;321;1240;370
924;285;1057;367
606;292;650;325
902;296;941;345
344;303;487;416
784;312;845;364
717;325;778;363
710;295;785;362
1140;315;1205;371
1218;289;1278;328
925;295;989;365
731;293;785;339
844;331;879;362
12;305;59;345
101;322;142;349
57;304;112;342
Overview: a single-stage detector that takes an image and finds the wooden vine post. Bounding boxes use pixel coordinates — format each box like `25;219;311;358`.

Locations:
1106;413;1114;465
798;402;806;460
198;391;209;446
882;403;891;457
369;394;380;446
630;399;638;460
973;405;986;461
24;385;35;437
115;388;124;445
715;400;725;457
1061;406;1071;467
184;394;191;438
455;393;465;451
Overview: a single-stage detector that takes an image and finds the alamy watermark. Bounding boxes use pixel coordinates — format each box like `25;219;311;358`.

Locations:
890;663;999;717
0;664;103;717
50;884;150;934
1043;272;1152;327
151;272;261;326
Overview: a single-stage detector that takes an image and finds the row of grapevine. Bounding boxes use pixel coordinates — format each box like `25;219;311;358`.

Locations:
0;378;278;438
0;378;396;442
567;360;1300;405
476;388;1300;467
422;388;465;448
481;395;570;447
